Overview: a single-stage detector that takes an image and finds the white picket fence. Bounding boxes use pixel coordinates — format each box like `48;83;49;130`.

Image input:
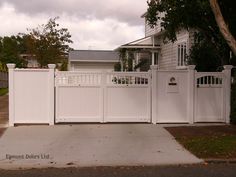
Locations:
7;64;233;126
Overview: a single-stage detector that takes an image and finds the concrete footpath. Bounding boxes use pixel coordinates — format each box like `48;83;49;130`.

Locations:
0;124;202;169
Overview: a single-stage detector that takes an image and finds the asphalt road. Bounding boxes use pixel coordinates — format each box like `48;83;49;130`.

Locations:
0;164;236;177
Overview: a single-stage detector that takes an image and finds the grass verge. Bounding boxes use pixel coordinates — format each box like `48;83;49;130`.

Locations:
166;126;236;159
0;88;8;96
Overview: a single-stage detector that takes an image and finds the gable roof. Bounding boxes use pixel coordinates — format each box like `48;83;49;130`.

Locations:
69;50;119;62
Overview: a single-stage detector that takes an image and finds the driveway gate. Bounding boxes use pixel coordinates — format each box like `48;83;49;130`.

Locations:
55;71;152;123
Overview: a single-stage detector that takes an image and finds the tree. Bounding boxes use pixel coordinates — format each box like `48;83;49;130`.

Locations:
188;33;222;72
26;17;73;67
146;0;236;66
0;36;26;68
209;0;236;56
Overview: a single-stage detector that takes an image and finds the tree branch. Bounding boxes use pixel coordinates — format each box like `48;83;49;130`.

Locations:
209;0;236;56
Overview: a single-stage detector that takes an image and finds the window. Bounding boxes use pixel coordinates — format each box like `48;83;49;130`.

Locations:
154;52;158;65
177;42;187;67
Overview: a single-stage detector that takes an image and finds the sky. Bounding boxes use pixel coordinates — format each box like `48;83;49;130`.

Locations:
0;0;147;50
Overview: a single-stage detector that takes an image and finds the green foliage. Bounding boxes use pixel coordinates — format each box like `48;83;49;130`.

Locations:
135;58;150;71
188;33;224;72
0;36;27;68
26;17;73;67
0;88;8;96
59;59;68;71
134;59;148;70
0;62;7;72
118;48;134;71
114;62;121;71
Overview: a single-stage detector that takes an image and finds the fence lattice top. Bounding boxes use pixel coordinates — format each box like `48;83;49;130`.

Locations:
196;73;223;87
55;71;151;86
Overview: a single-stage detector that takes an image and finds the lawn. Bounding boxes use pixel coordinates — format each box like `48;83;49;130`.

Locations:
0;88;8;96
166;126;236;159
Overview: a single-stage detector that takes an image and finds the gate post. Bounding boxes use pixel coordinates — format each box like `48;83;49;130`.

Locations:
7;64;16;127
48;64;56;125
188;65;196;124
151;65;158;124
223;65;233;124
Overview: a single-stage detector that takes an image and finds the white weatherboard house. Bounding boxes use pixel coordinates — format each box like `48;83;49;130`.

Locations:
69;50;119;71
118;12;194;70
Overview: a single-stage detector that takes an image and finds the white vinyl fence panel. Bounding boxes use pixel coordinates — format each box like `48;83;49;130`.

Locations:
7;64;55;126
55;71;152;123
156;70;189;123
194;73;225;122
104;72;151;122
55;71;103;123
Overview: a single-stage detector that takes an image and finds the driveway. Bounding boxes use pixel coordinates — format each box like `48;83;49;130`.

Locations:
0;124;202;169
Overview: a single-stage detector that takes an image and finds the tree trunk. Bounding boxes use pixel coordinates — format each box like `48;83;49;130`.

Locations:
209;0;236;56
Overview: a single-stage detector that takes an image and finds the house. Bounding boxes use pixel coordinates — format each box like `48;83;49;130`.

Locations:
68;50;119;71
117;12;195;71
20;54;39;68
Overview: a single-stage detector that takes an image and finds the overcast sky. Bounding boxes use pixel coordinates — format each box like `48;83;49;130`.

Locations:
0;0;147;50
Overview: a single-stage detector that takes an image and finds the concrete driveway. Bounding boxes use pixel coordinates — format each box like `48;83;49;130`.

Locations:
0;124;202;169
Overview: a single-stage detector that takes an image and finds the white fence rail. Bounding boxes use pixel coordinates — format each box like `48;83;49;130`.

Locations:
7;64;233;126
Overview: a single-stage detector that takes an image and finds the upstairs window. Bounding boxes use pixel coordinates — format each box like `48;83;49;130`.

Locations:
177;42;187;67
154;52;159;65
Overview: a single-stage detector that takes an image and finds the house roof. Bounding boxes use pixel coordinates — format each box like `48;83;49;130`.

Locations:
69;50;119;62
116;36;160;50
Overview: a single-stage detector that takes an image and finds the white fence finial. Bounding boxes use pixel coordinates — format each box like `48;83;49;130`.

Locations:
223;65;233;70
48;64;56;69
7;63;16;69
188;65;196;70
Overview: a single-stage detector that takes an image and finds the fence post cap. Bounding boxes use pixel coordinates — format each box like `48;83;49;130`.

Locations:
150;65;158;70
6;63;16;69
48;64;56;69
223;65;233;70
188;65;196;70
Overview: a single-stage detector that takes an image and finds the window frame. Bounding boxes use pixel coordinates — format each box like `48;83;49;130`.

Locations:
176;40;188;69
